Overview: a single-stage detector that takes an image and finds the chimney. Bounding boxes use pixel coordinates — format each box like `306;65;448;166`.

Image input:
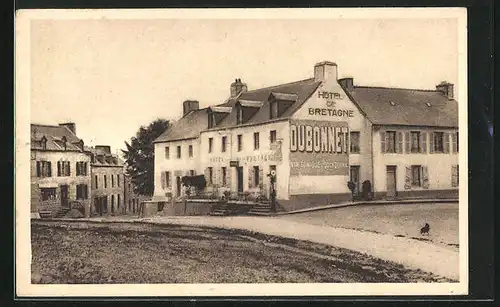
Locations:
436;81;454;100
230;78;248;97
95;145;111;155
314;61;338;82
183;100;200;116
339;77;354;92
59;122;76;135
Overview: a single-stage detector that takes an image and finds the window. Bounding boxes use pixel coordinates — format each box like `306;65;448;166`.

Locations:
270;101;278;119
117;175;120;187
41;188;56;201
253;166;260;187
117;194;121;209
94;175;98;189
222;167;227;186
208;138;213;153
350;132;360;153
104;175;107;188
253;132;260;150
411;165;422;187
410;131;420;153
236;106;243;124
237;134;242;151
57;161;71;177
190;170;195;176
386;131;396;153
111;174;115;187
36;161;52;178
456;132;459;152
189;145;193;157
76;184;88;199
166;171;171;187
221;136;227;152
177;146;181;158
433;132;444;152
111;195;115;213
76;162;87;176
165;146;170;159
208;167;213;184
208;113;215;129
270;130;277;144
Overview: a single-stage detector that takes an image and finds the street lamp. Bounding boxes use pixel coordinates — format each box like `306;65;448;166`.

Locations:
267;170;277;213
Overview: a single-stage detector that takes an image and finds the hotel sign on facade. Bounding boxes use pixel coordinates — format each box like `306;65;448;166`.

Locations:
289;119;349;176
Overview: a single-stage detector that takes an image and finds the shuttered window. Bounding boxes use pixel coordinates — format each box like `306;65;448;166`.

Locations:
222;167;227;186
350;132;360;153
451;165;459;187
36;161;52;177
451;132;458;153
396;132;403;153
410;131;420;153
386;131;396;153
253;132;260;150
407;165;429;189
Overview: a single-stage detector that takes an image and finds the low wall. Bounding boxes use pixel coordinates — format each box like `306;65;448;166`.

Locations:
373;189;459;200
142;200;218;217
279;193;352;212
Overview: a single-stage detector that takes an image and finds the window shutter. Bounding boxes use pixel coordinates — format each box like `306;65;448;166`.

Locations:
420;132;427;154
422;166;429;189
451;132;457;153
404;132;410;154
396;132;403;153
57;161;61;176
161;171;166;189
444;133;450;153
36;161;41;177
259;168;264;188
451;165;458;187
248;167;253;189
429;132;435;153
404;166;411;190
380;131;386;153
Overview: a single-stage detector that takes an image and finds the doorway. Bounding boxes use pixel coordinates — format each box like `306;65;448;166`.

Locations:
176;176;181;197
350;166;360;196
60;185;69;207
237;167;244;193
386;166;397;198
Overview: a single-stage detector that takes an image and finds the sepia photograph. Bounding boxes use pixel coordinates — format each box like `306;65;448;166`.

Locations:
15;8;468;297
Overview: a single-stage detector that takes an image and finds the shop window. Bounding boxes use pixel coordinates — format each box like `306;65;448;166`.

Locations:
36;161;52;178
411;165;422;187
177;146;181;158
208;138;213;153
237;134;243;151
253;132;260;150
189;145;193;157
350;132;360;153
41;188;56;201
165;146;170;159
221;136;227;152
222;167;227;186
270;130;277;145
433;132;444;153
76;184;89;199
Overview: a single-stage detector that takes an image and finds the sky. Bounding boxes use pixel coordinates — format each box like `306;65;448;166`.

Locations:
30;15;459;154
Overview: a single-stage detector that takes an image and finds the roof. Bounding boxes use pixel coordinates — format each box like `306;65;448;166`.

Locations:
208;106;232;113
154;108;209;143
86;146;124;167
238;100;264;108
346;86;458;127
31;124;84;152
269;92;298;101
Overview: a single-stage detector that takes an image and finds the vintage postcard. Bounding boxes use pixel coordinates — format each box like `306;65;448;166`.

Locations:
15;8;468;297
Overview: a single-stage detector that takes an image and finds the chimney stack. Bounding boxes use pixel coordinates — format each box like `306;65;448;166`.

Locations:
59;122;76;135
230;78;248;97
339;77;354;92
436;81;454;100
182;100;200;116
314;61;338;82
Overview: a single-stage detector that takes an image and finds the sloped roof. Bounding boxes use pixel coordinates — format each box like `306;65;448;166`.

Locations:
154;108;209;143
346;86;458;127
86;146;124;166
31;124;84;152
269;92;298;101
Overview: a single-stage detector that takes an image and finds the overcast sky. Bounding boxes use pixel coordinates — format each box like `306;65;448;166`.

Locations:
30;16;459;154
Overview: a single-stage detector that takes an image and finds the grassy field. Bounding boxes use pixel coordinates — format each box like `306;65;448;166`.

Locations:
280;203;459;248
31;221;452;284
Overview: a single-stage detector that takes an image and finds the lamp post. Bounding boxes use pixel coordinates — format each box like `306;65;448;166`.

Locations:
268;170;277;213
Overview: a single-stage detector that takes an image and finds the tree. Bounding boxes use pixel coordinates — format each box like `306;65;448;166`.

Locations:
122;119;171;196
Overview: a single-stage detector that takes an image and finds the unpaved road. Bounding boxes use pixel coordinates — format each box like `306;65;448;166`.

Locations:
31;220;452;284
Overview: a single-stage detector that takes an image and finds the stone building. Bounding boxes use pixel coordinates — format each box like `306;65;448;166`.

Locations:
87;145;125;216
152;61;459;212
30;123;92;217
124;174;150;215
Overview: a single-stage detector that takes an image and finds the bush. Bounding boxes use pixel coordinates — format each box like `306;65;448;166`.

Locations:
65;208;84;219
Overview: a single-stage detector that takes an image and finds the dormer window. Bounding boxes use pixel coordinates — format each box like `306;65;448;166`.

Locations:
41;136;47;150
61;136;67;150
208;112;216;129
270;101;278;119
236;105;243;125
268;92;297;119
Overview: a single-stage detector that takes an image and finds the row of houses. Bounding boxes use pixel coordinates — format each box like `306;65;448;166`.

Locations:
30;123;146;218
151;60;459;212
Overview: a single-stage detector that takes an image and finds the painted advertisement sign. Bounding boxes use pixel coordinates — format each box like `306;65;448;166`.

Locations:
289;119;349;176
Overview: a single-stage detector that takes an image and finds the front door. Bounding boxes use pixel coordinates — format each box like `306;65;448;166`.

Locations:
237;167;244;193
350;166;360;196
176;176;181;197
60;185;69;207
386;166;397;198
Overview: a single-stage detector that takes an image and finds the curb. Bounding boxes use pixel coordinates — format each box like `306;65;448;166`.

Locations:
277;198;459;215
